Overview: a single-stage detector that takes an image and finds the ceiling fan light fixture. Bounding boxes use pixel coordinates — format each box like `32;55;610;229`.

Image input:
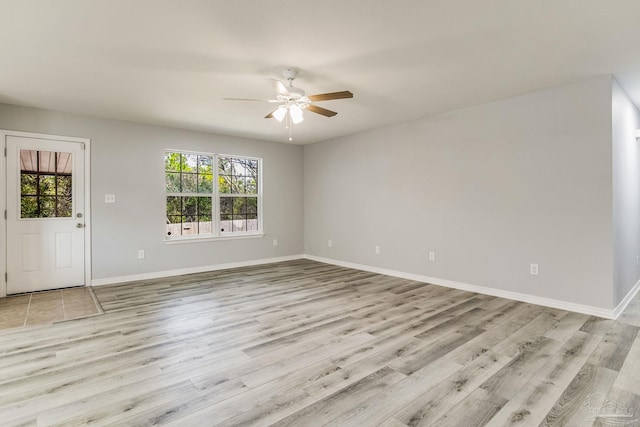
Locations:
290;104;304;124
223;68;353;140
273;106;287;122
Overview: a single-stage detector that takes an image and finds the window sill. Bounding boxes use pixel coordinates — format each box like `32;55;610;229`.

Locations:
164;232;265;245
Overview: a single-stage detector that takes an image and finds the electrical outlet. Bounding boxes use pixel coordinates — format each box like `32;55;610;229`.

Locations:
328;240;332;247
104;194;116;203
375;245;381;254
530;263;539;276
273;239;278;247
429;251;435;262
138;250;145;259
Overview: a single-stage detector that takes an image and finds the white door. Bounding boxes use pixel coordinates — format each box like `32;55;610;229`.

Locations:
6;136;86;294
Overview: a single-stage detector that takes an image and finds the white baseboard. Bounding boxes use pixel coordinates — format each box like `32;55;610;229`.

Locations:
613;277;640;319
91;254;305;286
303;254;618;319
91;252;632;320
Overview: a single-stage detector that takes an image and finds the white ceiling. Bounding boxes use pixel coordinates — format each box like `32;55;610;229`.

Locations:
2;1;640;145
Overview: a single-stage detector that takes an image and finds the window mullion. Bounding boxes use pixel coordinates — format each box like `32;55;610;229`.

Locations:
214;154;220;237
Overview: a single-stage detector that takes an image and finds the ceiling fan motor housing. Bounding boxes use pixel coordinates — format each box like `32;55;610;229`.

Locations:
283;68;298;81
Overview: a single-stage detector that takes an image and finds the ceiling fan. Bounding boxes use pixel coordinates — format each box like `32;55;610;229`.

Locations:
224;69;353;138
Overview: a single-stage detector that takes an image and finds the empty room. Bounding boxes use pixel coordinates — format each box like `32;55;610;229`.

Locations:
2;1;640;426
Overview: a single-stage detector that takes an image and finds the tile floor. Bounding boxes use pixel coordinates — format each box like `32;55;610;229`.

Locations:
0;287;102;330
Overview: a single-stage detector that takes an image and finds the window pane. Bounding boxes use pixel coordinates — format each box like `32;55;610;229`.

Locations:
219;175;232;193
38;151;54;173
182;173;197;193
182;215;197;235
56;152;72;174
220;197;232;216
166;215;181;237
198;174;213;193
246;197;258;215
183;154;197;172
21;174;37;195
219;157;231;175
246;176;257;194
220;214;232;233
165;152;182;172
40;176;56;195
57;197;72;217
197;197;212;215
167;215;182;224
198;155;212;174
248;160;258;177
21;196;38;218
232;216;247;232
199;214;212;234
182;196;197;216
233;159;246;176
58;176;72;196
166;196;181;216
232;197;246;215
40;196;56;217
166;172;181;192
231;176;243;194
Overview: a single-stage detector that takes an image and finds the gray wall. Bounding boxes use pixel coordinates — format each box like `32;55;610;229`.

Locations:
2;75;631;311
305;76;615;309
0;104;304;280
612;78;640;305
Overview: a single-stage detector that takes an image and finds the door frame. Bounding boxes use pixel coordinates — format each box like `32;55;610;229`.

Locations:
1;130;91;297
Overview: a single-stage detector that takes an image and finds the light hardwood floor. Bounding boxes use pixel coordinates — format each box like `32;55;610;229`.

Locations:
0;259;639;426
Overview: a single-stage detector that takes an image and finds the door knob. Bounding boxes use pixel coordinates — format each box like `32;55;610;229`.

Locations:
76;223;85;228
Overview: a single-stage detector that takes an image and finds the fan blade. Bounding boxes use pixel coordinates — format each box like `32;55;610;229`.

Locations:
306;104;338;117
307;91;353;102
223;98;279;102
268;79;290;96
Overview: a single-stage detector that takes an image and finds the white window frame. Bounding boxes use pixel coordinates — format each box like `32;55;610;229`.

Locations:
164;149;263;243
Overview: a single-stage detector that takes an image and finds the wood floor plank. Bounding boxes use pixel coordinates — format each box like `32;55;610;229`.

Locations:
611;333;640;395
163;364;328;426
322;357;462;426
306;337;425;398
429;388;508;427
543;311;590;341
483;330;603;426
37;377;200;426
240;333;375;388
271;366;407;426
592;387;640;426
540;363;618;426
479;336;562;399
483;376;565;427
389;326;485;376
587;322;639;371
109;378;249;426
391;349;512;426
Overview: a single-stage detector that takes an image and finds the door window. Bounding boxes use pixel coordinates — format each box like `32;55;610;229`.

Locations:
19;149;73;218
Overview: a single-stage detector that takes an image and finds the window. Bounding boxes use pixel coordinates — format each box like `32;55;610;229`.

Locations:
165;151;261;240
20;149;73;218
